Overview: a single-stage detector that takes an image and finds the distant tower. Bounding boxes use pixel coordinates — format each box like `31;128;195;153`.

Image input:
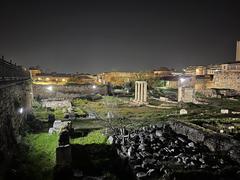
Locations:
236;41;240;61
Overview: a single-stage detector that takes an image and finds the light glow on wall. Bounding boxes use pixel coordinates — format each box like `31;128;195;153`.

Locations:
18;107;24;114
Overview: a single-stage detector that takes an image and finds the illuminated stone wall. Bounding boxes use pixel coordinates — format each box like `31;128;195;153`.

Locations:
213;71;240;91
97;71;155;85
33;84;107;99
0;80;32;167
32;74;97;85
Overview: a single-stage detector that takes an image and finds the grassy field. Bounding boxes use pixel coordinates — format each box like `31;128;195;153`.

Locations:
70;96;179;129
19;94;240;179
70;130;108;145
17;130;108;180
32;100;66;120
16;133;58;180
33;106;66;120
32;95;240;133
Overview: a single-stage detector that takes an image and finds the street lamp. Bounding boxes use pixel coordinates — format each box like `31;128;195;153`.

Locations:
46;86;53;91
92;85;97;89
180;77;186;83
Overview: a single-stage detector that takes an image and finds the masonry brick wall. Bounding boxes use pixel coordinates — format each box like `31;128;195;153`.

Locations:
0;80;32;170
33;84;108;99
213;71;240;91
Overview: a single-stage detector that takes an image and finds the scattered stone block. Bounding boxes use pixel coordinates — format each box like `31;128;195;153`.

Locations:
107;136;114;144
136;172;147;179
48;127;55;134
232;111;240;114
113;123;240;179
180;109;188;115
107;111;114;119
221;109;229;114
155;130;163;137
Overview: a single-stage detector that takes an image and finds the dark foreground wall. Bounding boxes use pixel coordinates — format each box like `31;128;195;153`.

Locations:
33;84;108;99
0;80;32;174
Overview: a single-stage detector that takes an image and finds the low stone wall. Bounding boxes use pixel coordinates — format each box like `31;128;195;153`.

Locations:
0;80;32;173
41;99;71;109
33;84;107;99
196;89;216;97
166;120;240;164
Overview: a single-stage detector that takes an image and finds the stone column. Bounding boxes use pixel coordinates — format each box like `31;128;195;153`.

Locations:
141;82;144;102
135;81;138;101
143;82;147;102
138;82;140;102
134;81;148;104
138;82;141;101
137;82;139;101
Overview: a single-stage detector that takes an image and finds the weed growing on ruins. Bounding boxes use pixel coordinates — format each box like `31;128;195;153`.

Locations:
33;107;65;120
70;130;108;145
72;98;88;107
72;120;104;129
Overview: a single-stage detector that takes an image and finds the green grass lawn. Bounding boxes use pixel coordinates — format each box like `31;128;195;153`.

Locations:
20;133;58;180
72;120;104;129
71;130;108;145
70;96;178;129
17;130;107;180
33;107;65;120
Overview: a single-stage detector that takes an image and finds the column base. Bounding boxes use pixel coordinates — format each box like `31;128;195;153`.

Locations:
131;100;149;106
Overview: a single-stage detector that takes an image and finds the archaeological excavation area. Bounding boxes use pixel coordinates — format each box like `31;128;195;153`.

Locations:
1;77;240;180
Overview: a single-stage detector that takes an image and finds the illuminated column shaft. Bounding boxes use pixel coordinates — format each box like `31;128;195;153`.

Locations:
137;82;140;101
141;82;144;102
143;82;147;102
134;81;148;103
135;82;138;101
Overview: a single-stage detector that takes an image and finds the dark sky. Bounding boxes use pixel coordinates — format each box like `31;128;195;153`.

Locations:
1;0;240;73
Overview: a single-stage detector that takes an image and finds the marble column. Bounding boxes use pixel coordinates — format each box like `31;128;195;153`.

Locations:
134;81;148;103
143;81;147;102
135;82;138;101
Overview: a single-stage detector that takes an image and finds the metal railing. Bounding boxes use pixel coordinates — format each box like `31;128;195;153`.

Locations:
0;56;30;81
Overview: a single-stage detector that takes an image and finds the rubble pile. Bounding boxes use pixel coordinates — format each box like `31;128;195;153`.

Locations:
111;125;239;179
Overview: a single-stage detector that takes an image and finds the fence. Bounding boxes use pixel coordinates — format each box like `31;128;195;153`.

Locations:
0;56;30;81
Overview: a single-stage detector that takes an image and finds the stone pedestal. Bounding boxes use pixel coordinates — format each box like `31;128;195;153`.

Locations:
56;144;72;167
134;81;148;104
178;87;195;103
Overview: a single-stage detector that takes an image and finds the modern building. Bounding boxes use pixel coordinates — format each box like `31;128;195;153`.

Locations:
153;67;172;76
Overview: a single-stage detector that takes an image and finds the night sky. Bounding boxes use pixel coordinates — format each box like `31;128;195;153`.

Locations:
1;0;240;73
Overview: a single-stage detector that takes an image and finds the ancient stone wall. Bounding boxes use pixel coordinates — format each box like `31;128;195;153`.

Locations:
213;71;240;91
165;80;178;89
41;99;72;109
97;71;154;85
0;80;32;171
33;84;108;99
196;89;217;97
166;120;240;164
